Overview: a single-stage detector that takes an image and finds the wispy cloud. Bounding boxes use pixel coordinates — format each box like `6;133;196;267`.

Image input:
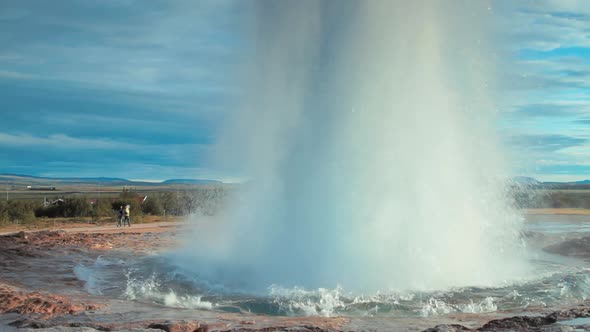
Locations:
505;134;587;152
0;1;589;181
0;0;243;180
493;1;590;180
0;133;136;149
0;0;240;95
0;70;36;79
510;103;590;118
503;1;590;51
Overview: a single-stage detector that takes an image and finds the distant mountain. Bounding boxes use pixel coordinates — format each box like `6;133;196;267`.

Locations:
0;173;131;184
0;173;222;187
541;179;590;185
52;177;132;184
507;177;590;190
161;179;222;185
511;176;590;186
512;176;541;185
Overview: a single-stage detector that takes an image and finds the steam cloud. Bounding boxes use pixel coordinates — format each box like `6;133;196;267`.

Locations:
178;0;529;294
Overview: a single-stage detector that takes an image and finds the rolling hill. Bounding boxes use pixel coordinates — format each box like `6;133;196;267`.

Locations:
0;173;222;187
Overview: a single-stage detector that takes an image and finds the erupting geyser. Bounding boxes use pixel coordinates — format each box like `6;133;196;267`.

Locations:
179;1;529;293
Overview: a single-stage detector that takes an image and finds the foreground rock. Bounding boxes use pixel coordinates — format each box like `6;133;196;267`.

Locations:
147;320;205;332
423;305;590;332
17;328;166;332
423;324;474;331
478;315;556;331
9;319;343;331
548;307;590;320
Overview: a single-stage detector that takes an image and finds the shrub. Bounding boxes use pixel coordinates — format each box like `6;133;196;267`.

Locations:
5;200;41;224
94;198;115;217
142;196;163;215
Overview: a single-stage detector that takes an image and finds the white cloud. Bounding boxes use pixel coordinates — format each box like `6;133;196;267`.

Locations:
2;1;590;180
501;1;590;51
0;1;239;96
0;132;137;149
0;70;36;79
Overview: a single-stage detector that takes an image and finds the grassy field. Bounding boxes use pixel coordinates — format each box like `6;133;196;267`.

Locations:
2;184;228;201
0;181;230;228
2;182;590;231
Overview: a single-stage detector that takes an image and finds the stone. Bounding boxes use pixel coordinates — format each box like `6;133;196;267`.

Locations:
479;315;556;331
422;324;474;332
147;320;202;332
538;325;574;332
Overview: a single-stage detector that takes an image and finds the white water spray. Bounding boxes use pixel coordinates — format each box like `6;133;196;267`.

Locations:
180;1;529;293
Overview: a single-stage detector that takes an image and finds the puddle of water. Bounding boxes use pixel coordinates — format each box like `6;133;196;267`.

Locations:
559;317;590;326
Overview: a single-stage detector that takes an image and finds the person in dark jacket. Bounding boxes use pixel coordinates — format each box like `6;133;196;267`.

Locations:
117;206;124;227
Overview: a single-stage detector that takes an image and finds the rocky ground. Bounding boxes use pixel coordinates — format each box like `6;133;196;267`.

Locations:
2;225;590;331
0;227;350;332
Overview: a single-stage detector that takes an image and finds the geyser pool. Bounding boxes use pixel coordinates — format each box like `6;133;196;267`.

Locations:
76;219;590;317
177;1;529;293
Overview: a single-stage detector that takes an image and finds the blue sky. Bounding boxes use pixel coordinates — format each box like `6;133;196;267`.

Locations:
497;1;590;181
0;0;243;181
0;1;589;182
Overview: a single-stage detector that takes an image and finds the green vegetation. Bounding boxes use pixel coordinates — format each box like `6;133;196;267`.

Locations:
515;190;590;209
0;187;229;226
0;200;40;225
4;183;587;227
508;181;590;209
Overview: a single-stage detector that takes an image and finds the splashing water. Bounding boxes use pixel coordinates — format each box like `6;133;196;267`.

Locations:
75;250;590;318
177;1;529;293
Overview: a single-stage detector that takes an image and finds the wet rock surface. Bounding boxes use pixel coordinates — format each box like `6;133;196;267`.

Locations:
7;319;343;332
225;327;340;331
420;306;590;332
17;328;166;332
544;235;590;258
478;315;556;331
423;324;474;331
147;320;204;332
547;306;590;320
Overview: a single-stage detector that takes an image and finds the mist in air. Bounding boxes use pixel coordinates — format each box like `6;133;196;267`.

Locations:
178;0;529;293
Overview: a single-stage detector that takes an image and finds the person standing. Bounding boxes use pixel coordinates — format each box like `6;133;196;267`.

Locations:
124;204;131;227
117;206;124;227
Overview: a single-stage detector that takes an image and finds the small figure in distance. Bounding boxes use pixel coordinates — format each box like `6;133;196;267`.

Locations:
117;205;124;227
124;205;131;227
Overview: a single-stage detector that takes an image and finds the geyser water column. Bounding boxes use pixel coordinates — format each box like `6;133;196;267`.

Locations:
183;0;529;293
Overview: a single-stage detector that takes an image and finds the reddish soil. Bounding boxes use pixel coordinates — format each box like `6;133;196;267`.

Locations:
0;283;101;317
0;227;175;254
0;218;183;236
